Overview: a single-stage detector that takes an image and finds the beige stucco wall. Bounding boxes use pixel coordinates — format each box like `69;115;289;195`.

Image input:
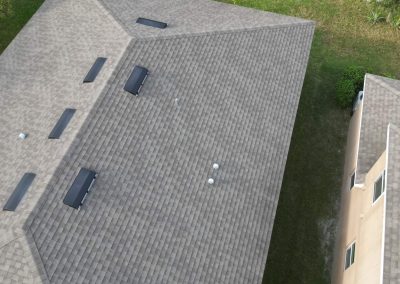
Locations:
332;102;362;284
332;103;386;284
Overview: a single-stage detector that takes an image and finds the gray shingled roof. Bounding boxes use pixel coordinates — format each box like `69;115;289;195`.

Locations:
98;0;311;38
0;0;314;283
0;0;129;282
384;124;400;283
356;74;400;184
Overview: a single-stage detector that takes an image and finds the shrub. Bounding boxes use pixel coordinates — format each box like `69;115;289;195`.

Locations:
343;66;367;91
336;66;367;108
336;80;356;108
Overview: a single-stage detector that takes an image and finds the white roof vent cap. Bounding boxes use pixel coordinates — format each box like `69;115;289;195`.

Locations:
213;163;219;170
208;178;215;185
19;132;28;140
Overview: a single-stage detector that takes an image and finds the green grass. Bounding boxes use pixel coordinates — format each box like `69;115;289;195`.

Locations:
0;0;44;54
221;0;400;283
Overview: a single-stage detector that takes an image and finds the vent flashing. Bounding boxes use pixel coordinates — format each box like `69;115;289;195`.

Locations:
63;168;97;209
124;66;149;95
48;108;76;139
83;57;107;83
136;17;167;29
3;173;36;211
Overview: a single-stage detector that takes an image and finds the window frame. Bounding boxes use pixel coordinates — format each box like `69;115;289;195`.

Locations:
344;241;356;270
373;171;386;204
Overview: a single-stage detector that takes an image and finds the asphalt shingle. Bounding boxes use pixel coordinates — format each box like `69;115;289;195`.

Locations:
0;0;314;282
384;124;400;283
0;0;130;282
356;74;400;184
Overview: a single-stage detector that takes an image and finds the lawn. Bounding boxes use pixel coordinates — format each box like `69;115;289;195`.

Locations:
0;0;44;53
218;0;400;283
1;0;400;283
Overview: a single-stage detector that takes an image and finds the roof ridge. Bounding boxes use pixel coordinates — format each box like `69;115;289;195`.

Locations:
130;20;315;43
25;227;51;282
95;0;314;42
94;0;131;38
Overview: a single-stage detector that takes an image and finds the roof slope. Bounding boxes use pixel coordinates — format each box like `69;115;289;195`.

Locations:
384;124;400;283
0;0;129;282
0;0;314;283
27;24;314;283
356;74;400;183
98;0;311;38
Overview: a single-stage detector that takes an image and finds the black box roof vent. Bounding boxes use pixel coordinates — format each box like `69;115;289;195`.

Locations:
124;66;149;95
83;57;107;83
48;108;76;139
136;17;167;29
3;173;36;211
63;168;97;209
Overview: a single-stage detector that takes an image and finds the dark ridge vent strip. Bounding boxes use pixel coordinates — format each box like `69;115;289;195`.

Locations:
48;108;76;139
63;168;97;209
3;173;36;211
136;17;167;29
83;57;107;83
124;66;149;95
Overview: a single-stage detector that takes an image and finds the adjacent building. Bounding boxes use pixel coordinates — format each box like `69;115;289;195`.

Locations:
0;0;314;283
333;74;400;284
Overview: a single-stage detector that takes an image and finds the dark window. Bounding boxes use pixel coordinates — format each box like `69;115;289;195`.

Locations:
3;173;36;211
63;168;97;209
373;172;385;202
124;66;149;95
136;17;167;29
350;172;355;190
48;108;76;139
83;57;107;83
345;242;356;270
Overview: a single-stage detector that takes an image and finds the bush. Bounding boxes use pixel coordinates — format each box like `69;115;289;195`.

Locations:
336;80;356;108
343;66;367;91
336;66;367;108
